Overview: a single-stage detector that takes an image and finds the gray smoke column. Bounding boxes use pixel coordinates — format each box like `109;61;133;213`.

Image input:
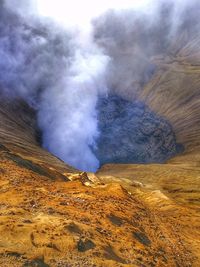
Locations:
0;0;109;171
0;0;199;171
38;39;109;171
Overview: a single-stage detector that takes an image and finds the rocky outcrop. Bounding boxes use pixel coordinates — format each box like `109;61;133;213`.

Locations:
95;95;182;165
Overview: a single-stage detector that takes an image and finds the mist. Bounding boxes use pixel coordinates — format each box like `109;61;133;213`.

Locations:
0;0;109;171
0;0;199;171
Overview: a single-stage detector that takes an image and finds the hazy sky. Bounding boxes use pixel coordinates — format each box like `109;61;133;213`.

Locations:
36;0;155;28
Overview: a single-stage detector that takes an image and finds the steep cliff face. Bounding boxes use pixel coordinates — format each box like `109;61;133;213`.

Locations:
0;96;77;175
139;36;200;156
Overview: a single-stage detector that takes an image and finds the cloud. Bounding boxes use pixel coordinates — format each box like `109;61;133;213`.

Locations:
0;1;109;171
0;0;199;171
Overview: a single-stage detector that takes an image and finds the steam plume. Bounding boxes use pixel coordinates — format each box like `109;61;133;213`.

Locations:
0;0;109;171
0;0;199;171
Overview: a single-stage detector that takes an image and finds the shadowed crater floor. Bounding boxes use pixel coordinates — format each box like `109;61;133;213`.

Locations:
94;95;183;165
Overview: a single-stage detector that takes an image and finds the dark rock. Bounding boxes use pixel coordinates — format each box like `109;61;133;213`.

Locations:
104;246;126;264
6;153;54;179
0;144;10;152
66;222;82;234
23;257;50;267
46;243;60;251
133;231;151;246
77;239;96;252
107;214;123;226
6;251;23;258
94;95;183;165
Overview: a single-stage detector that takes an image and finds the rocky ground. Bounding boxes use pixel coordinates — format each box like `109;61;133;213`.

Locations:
0;90;200;267
0;19;200;266
0;141;199;267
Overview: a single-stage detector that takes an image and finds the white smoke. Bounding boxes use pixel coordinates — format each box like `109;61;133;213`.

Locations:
38;40;109;171
0;0;110;171
0;0;199;171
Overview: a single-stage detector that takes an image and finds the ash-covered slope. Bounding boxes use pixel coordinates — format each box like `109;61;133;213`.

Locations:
0;97;199;267
0;96;200;266
0;96;77;176
135;27;200;170
0;1;200;266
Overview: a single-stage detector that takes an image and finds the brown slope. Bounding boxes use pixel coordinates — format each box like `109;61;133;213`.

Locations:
0;147;196;267
138;34;200;155
0;96;77;175
96;34;200;266
0;97;199;266
0;32;200;266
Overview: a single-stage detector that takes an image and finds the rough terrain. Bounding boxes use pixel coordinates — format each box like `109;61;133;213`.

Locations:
0;16;200;266
0;81;200;267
